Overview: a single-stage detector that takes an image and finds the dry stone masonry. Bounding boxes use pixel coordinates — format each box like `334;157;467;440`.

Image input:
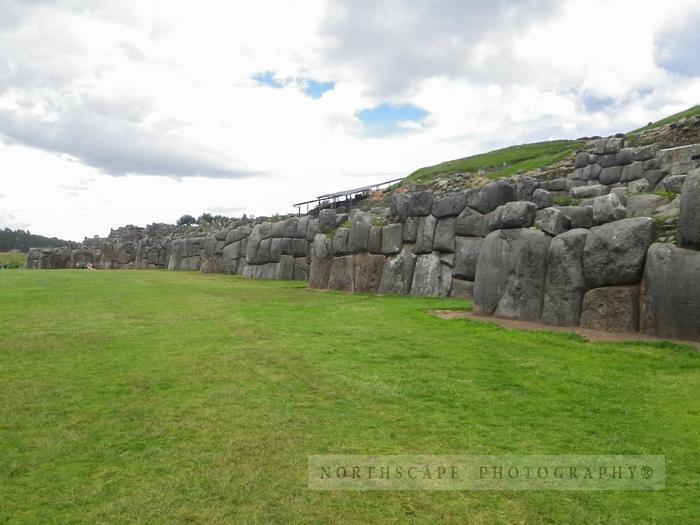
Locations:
26;134;700;342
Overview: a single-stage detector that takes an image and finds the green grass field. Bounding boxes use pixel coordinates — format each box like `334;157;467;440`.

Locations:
0;252;27;269
403;140;584;185
1;271;698;523
631;104;700;133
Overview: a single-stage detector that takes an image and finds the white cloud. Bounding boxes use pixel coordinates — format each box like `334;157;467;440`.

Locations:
0;0;698;241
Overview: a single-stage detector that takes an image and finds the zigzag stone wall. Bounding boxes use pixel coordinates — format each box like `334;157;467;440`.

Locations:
26;139;700;342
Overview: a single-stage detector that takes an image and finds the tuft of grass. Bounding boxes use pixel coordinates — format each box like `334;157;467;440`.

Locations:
553;195;580;207
371;217;388;227
0;271;698;523
403;140;585;185
339;220;352;229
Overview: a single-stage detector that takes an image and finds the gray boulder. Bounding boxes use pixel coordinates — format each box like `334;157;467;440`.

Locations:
535;207;571;236
411;252;445;297
407;191;435;216
541;229;588;326
626;194;666;218
296;216;310;239
515;176;540;201
556;206;593;229
348;210;371;253
390;194;410;222
433;217;456;252
332;228;350;256
453;237;483;280
621;161;644;182
640;243;700;340
378;249;416;295
575;152;590;168
433;192;467;218
473;228;551;321
580;286;640;332
415;215;437;254
245;225;262;264
257;238;272;264
292;238;308;257
319;209;337;233
466;180;516;214
270;238;282;262
498;201;537;229
583;217;654;288
571;185;609;199
328;255;355;292
592;193;627;225
662;175;686;193
354;253;385;293
532;188;553;210
540;178;567;191
455;206;486;237
309;234;333;289
306;219;319;242
599;166;623;185
368;225;382;254
403;216;419;242
644;169;665;189
381;224;403;255
627;179;651;194
279;254;295;280
680;169;700;250
271;221;285;238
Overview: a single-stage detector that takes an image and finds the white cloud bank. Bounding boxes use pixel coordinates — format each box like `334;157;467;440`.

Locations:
0;0;698;240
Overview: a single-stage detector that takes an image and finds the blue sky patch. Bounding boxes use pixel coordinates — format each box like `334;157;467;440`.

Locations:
252;71;285;89
356;103;429;137
583;94;615;113
301;79;335;99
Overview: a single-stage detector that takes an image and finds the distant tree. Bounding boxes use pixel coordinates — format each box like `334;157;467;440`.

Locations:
176;214;196;226
0;228;78;251
197;213;214;224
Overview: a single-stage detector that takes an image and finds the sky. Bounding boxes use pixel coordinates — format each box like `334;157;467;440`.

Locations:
0;0;699;241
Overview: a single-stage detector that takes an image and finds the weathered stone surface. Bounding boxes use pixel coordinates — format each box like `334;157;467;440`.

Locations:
271;221;286;238
403;216;419;242
260;262;280;280
599;166;623;185
540;178;567;191
571;185;610;199
292;238;308;257
454;237;483;280
245;225;262;264
592;194;627;225
498;201;537;229
603;137;624;154
222;240;242;272
515;176;540;201
259;222;272;240
390;194;410;222
626;194;666;218
473;228;551;321
466;180;516;214
332;228;350;256
627;178;651;194
368;225;382;254
328;255;355;292
407;191;435;216
378;249;416;294
434;217;456;252
541;229;588;326
644;169;665;189
348;210;371;253
640;243;700;340
621;161;644;182
225;226;248;245
319;209;337;233
455;206;486;237
532;188;553;210
381;224;403;254
306;219;319;242
449;279;474;299
634;144;658;161
283;217;298;238
580;286;639;332
296;215;310;239
309;234;333;289
294;257;309;281
279;254;295;280
556;206;593;229
679;169;700;250
281;237;293;256
270;238;283;262
411;252;445;297
535;207;571;237
575;152;590;168
662;175;687;193
583;217;654;288
616;148;635;165
433;192;467;217
354;253;385;293
415;215;437;254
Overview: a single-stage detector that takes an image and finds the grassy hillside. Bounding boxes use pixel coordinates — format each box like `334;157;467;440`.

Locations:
632;104;700;133
1;270;698;523
404;140;585;185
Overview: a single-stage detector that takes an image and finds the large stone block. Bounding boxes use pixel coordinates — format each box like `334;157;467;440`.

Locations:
378;249;416;295
415;215;437;254
640;243;700;340
583;217;654;288
571;185;610;199
269;238;282;262
497;201;537;229
292;238;308;257
411;252;446;297
433;217;456;252
296;215;310;239
473;228;551;321
592;194;626;225
294;257;310;281
279;255;295;280
466;180;516;214
390;194;410;222
381;224;403;255
535;207;571;237
407;191;434;216
332;228;350;256
455;206;486;237
348;210;371;253
271;221;286;238
679;169;700;250
403;216;419;242
257;238;271;264
328;255;355;292
354;253;385;293
556;206;593;229
541;229;588;326
319;209;337;233
309;234;333;289
580;286;639;332
433;192;467;217
245;225;262;264
368;225;382;254
453;236;483;281
306;219;319;242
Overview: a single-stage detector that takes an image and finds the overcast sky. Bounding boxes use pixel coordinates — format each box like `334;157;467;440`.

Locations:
1;0;698;241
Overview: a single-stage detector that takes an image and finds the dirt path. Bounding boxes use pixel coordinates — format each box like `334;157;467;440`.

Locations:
431;310;700;349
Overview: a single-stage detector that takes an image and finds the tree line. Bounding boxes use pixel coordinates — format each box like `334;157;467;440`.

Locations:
0;228;79;252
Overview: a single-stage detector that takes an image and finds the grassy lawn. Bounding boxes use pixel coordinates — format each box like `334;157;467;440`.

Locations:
1;271;698;523
403;140;584;185
0;252;27;269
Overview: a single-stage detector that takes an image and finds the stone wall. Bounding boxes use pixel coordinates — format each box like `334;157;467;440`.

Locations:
26;138;700;342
